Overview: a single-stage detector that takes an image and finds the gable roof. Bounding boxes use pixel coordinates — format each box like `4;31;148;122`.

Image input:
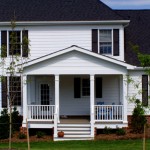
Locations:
0;0;124;22
23;45;135;70
116;10;150;66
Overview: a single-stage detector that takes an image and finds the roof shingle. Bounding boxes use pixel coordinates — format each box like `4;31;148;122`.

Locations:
0;0;123;21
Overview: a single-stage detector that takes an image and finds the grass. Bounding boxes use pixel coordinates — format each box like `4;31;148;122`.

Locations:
0;139;150;150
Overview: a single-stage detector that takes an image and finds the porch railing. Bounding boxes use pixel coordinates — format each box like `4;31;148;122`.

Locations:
27;105;55;121
94;105;123;121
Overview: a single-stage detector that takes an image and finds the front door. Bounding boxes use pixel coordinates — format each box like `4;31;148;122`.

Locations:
39;83;50;105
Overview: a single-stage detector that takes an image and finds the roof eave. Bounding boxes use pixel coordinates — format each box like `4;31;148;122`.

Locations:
0;20;130;26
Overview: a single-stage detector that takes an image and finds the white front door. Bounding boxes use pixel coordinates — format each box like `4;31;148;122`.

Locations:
39;83;51;105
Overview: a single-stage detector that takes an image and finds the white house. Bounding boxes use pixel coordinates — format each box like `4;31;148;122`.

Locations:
0;0;149;141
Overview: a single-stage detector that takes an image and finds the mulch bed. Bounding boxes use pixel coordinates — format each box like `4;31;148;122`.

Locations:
0;128;150;143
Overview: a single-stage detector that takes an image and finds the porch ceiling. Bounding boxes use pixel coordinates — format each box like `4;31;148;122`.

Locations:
23;45;135;75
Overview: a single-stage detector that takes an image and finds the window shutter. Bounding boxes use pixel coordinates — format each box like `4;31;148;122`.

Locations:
74;78;81;98
142;75;148;106
1;31;7;57
22;30;28;57
96;77;102;98
113;29;119;56
2;76;7;108
92;29;98;53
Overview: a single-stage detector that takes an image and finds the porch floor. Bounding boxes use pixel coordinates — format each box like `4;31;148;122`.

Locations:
60;116;90;124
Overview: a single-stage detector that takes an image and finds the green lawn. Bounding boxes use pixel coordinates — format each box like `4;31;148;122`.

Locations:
0;139;150;150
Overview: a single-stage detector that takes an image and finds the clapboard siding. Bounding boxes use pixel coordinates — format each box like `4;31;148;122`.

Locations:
29;26;91;59
127;70;150;115
24;51;127;75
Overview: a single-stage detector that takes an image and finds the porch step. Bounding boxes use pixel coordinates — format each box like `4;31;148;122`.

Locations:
55;123;92;141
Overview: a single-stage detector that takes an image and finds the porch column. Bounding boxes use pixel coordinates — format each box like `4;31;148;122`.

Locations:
122;75;128;123
55;75;60;123
90;75;95;137
22;75;27;127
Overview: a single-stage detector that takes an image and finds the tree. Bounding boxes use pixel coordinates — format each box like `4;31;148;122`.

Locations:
0;18;30;149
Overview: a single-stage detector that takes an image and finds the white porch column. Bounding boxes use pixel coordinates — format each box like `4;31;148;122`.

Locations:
22;75;27;127
122;75;128;123
90;75;95;137
55;75;60;123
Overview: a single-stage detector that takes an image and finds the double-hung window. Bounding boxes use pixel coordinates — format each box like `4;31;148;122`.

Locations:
9;31;21;55
1;30;28;57
92;29;119;56
99;30;112;55
82;79;90;97
9;77;21;106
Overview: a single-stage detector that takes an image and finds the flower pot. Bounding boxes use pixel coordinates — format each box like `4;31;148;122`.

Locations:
58;131;64;137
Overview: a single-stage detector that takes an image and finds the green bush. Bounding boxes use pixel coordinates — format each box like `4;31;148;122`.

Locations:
131;99;147;133
103;126;112;134
18;133;26;139
0;109;9;139
116;128;126;136
36;131;45;138
0;107;23;139
12;107;23;132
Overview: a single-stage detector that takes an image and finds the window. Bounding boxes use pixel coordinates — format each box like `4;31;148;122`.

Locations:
99;30;112;54
9;31;21;55
1;30;28;57
9;77;21;106
82;79;90;97
92;29;119;56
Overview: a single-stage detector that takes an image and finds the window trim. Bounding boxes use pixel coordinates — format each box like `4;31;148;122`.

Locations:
98;29;113;56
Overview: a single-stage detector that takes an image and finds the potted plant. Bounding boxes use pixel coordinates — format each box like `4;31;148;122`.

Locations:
58;131;64;137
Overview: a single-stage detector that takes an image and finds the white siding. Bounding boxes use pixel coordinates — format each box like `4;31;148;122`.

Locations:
24;51;127;75
128;70;150;115
0;24;124;61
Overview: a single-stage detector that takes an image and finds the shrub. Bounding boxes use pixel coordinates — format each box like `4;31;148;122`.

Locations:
18;133;26;139
131;99;147;133
36;131;45;138
0;109;9;139
116;128;126;136
0;107;23;139
12;107;23;132
103;126;112;134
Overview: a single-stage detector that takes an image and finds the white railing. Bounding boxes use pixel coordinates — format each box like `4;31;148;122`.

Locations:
94;105;123;121
27;105;55;121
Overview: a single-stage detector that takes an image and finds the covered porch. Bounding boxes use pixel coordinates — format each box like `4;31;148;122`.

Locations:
25;74;126;124
22;46;134;138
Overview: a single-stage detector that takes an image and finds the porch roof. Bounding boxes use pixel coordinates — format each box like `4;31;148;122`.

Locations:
23;45;135;70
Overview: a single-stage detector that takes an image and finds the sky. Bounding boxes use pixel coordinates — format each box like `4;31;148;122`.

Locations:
100;0;150;9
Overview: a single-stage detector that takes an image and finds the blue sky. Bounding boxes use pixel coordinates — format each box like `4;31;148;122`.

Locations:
101;0;150;9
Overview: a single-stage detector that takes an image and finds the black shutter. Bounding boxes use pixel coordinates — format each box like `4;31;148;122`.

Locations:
96;77;102;98
92;29;98;53
74;78;81;98
1;31;7;57
2;76;7;108
142;75;148;106
113;29;119;56
22;30;28;57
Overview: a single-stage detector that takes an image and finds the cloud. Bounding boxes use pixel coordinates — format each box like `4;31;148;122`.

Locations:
101;0;150;6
